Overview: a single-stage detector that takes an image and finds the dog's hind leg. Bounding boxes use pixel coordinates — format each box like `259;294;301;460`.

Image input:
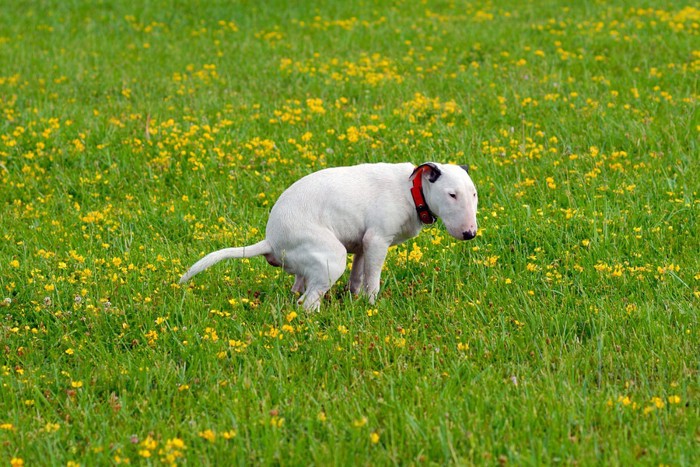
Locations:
294;238;347;312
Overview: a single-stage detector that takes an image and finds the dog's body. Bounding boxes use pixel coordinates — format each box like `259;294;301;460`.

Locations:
180;162;478;310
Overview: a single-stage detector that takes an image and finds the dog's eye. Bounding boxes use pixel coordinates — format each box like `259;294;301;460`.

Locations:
449;193;457;199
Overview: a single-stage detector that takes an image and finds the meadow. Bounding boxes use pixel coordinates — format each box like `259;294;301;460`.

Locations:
1;0;698;464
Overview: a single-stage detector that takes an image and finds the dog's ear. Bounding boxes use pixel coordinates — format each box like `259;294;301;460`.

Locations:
410;163;442;183
460;164;470;174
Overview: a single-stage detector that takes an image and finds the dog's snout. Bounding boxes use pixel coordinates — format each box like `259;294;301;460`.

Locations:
462;230;476;240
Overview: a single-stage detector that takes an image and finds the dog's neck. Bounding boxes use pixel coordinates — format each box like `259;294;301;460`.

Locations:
410;168;437;224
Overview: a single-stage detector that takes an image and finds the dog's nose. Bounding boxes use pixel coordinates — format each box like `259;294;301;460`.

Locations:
462;230;476;240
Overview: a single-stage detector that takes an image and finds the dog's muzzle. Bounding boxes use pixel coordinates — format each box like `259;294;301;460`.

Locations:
462;230;477;240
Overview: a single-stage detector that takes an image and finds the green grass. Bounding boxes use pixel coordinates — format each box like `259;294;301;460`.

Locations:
1;0;698;464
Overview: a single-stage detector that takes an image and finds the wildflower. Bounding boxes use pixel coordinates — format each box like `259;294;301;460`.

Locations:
43;422;60;432
618;396;632;406
353;417;368;427
65;348;74;355
144;330;158;345
199;429;216;442
228;340;248;352
370;432;380;444
141;436;158;450
408;243;423;262
71;381;83;388
668;395;681;404
270;417;285;428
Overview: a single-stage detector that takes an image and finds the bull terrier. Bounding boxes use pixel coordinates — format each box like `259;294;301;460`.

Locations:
180;162;478;311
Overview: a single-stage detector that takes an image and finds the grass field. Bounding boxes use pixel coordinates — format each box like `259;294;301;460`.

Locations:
1;0;698;465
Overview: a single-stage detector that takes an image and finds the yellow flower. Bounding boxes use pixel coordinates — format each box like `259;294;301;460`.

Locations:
370;432;380;444
668;395;681;404
10;458;24;467
618;396;632;406
43;422;60;433
65;348;74;355
651;397;665;409
140;435;158;450
198;429;216;442
408;243;423;263
270;417;285;428
9;259;19;268
166;437;185;449
353;416;368;428
71;381;83;388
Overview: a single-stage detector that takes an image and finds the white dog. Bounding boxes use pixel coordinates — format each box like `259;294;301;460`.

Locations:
180;162;478;311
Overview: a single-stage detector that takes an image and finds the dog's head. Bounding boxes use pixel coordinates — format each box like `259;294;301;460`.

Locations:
410;162;478;240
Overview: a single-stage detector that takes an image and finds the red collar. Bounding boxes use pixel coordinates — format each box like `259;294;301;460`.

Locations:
410;166;437;224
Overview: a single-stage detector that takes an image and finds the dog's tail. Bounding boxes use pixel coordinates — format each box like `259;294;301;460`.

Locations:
179;240;272;284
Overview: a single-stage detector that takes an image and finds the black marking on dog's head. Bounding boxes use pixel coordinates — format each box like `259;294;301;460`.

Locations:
460;164;470;174
410;162;442;183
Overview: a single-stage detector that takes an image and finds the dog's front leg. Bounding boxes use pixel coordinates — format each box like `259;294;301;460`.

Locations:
361;234;391;304
291;275;305;294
